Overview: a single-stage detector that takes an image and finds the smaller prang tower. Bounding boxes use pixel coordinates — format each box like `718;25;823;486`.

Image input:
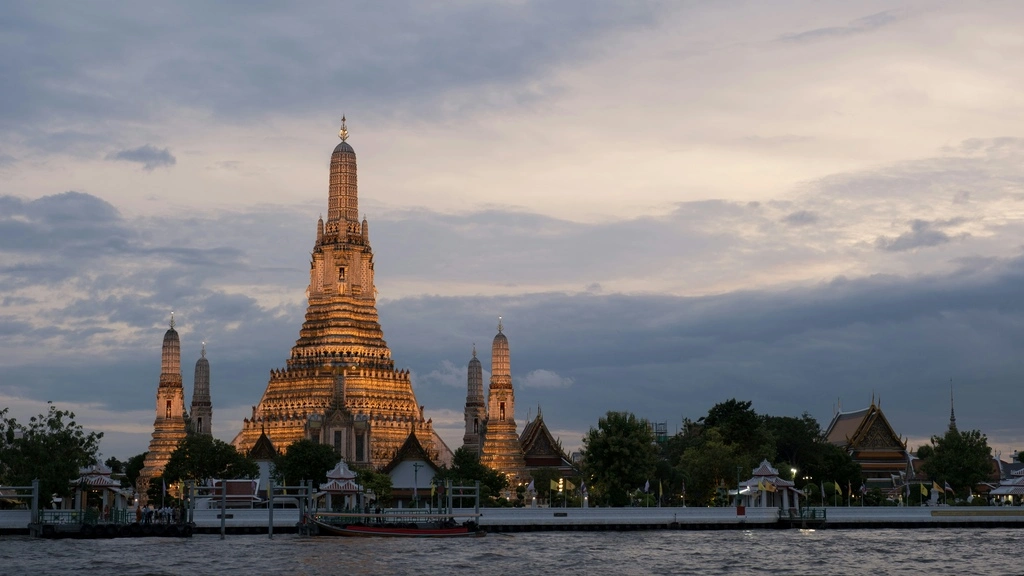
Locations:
462;344;486;456
190;342;212;436
138;313;189;503
479;317;526;479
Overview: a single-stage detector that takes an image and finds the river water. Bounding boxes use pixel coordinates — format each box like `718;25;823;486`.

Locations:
0;528;1019;575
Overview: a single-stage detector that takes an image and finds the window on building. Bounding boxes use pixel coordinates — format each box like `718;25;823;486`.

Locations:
356;433;365;462
165;400;171;419
473;418;479;433
334;430;343;455
499;402;505;421
338;267;346;281
197;417;203;432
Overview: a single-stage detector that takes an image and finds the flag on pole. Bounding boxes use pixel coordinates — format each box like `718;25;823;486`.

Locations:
859;484;868;496
944;481;955;495
681;481;686;494
431;483;436;498
565;480;576;491
162;478;166;496
764;481;776;493
920;484;928;497
932;481;942;493
658;480;662;498
550;479;559;491
834;481;842;496
526;480;534;493
820;483;825;502
644;480;650;493
757;479;764;492
580;481;587;496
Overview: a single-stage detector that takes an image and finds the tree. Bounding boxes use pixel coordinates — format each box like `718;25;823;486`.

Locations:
435;447;508;505
104;456;124;475
676;427;743;506
272;439;339;487
765;413;823;481
162;434;257;484
921;428;992;495
916;444;934;460
0;404;103;506
581;411;657;506
123;452;147;489
354;467;393;507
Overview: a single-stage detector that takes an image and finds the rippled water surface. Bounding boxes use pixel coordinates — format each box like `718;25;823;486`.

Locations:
1;528;1020;576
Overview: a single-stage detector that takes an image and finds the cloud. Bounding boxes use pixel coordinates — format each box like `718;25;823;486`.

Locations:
105;145;176;170
782;210;818;226
875;219;968;252
778;10;902;43
518;369;574;389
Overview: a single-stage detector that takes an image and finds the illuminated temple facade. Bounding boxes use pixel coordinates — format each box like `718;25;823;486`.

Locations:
232;119;443;468
477;319;527;479
138;314;189;502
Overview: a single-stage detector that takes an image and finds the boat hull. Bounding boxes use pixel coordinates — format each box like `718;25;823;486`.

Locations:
312;519;484;538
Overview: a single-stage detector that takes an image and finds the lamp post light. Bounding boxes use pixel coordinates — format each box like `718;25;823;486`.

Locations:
412;462;422;508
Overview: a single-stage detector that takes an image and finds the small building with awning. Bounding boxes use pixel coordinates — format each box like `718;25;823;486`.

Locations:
737;460;801;511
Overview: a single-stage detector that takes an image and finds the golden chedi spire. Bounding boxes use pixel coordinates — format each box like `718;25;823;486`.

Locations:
138;312;188;504
480;317;526;480
232;121;438;467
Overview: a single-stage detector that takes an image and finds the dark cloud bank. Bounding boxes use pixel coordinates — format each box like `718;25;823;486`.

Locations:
2;190;1023;457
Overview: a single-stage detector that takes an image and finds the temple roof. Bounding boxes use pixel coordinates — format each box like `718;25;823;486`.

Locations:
249;431;277;461
824;402;906;451
382;431;439;475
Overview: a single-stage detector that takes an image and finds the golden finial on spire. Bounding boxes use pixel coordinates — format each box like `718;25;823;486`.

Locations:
497;316;503;333
169;311;175;329
472;343;477;358
201;341;206;358
339;115;349;142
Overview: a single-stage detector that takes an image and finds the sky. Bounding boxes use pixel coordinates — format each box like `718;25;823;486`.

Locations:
2;0;1024;464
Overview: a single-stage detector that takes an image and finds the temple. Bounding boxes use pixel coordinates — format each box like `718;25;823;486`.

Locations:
824;397;911;488
477;319;528;480
190;342;212;435
232;119;443;468
462;344;486;456
137;313;189;502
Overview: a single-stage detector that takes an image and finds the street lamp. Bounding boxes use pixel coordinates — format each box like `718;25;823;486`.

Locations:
412;462;422;508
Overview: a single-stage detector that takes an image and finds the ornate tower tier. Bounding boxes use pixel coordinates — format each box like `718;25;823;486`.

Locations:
480;318;526;479
463;345;485;456
233;119;438;467
138;313;189;503
190;342;212;436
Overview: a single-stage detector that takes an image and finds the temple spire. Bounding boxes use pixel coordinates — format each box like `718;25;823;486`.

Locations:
339;115;349;142
497;316;503;333
949;379;957;431
169;311;175;330
201;341;206;358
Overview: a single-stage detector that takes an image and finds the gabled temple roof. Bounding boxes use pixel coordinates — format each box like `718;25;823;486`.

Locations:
382;431;439;475
249;431;277;461
520;409;571;461
824;401;906;451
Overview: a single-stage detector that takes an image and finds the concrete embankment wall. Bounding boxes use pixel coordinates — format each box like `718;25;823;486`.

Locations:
5;506;1024;535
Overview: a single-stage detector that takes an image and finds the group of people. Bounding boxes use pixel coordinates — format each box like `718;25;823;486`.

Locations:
134;504;179;524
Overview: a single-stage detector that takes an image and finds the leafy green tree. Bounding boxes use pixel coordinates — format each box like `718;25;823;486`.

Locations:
123;452;147;489
0;404;102;506
435;447;508;505
701;399;774;459
921;428;992;495
104;456;124;475
162;433;257;484
354;467;393;507
916;444;934;460
676;427;742;506
765;413;822;482
272;439;339;487
581;411;657;506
